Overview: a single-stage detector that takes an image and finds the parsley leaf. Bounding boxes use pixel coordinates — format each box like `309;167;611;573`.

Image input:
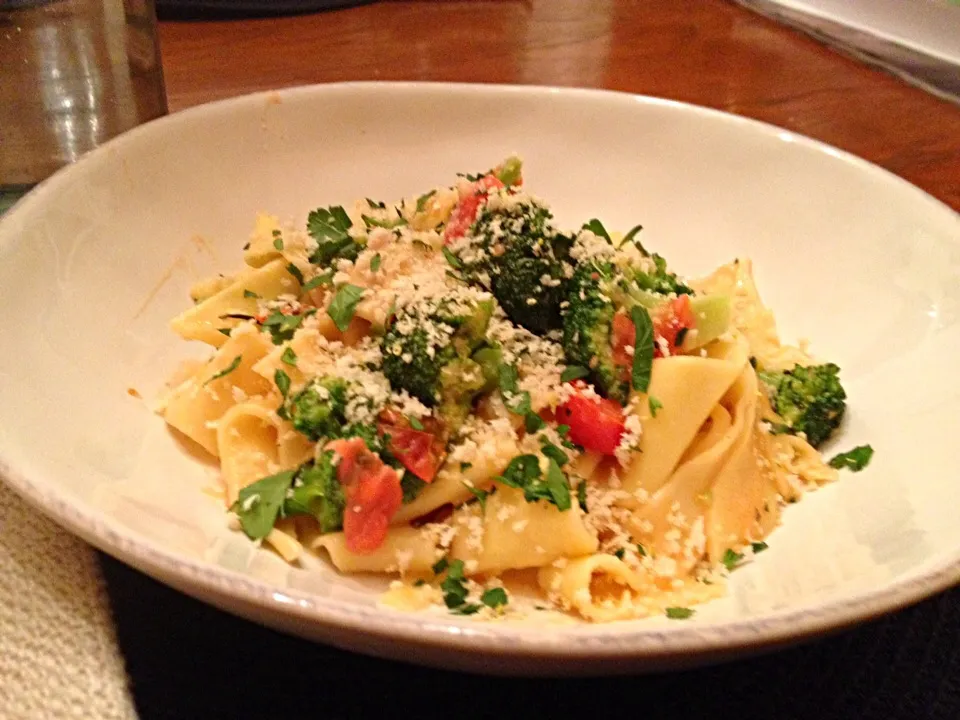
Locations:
648;396;663;417
442;246;462;270
751;541;769;554
440;559;476;612
307;206;362;265
281;347;297;366
722;548;743;571
525;412;545;433
630;305;654;393
273;234;284;251
497;364;532;415
327;284;365;331
666;606;694;620
230;470;295;540
582;218;611;242
400;471;426;504
431;557;449;575
540;441;569;467
274;368;291;399
614;548;625;560
362;215;407;230
217;328;233;338
242;289;260;299
205;355;241;385
303;270;334;291
636;543;647;556
416;189;436;213
408;415;424;431
370;253;382;272
577;481;588;512
260;310;305;345
828;445;874;472
463;483;490;513
286;263;304;285
560;365;590;383
545;459;572;511
480;587;508;609
620;224;648;255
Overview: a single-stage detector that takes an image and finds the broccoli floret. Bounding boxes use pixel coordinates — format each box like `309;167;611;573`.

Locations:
467;200;572;335
287;377;382;450
561;261;628;404
288;377;349;441
382;297;494;418
758;363;847;447
631;253;693;296
284;451;345;532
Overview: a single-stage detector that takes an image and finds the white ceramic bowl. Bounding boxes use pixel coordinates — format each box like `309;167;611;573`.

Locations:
1;83;959;675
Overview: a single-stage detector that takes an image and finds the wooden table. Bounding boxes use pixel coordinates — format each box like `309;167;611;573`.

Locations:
157;0;960;211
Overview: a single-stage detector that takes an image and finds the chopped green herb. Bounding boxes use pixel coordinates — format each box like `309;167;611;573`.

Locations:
242;289;260;299
648;396;663;417
722;548;743;571
370;253;382;272
274;369;291;399
303;270;334;291
582;218;611;242
440;559;475;612
675;327;689;348
230;470;295;540
220;312;255;320
828;445;874;472
540;441;569;467
286;263;304;285
524;412;545;433
205;355;242;385
556;425;571;438
497;364;532;415
480;587;508;609
636;543;647;557
431;557;449;575
400;472;427;504
413;579;426;587
577;481;588;513
307;206;361;266
544;459;572;511
327;284;365;331
614;548;625;560
620;224;648;254
217;328;233;337
408;416;424;431
463;483;490;513
366;198;386;209
560;365;590;383
450;603;482;616
281;347;297;366
416;189;436;213
460;462;473;472
751;541;769;554
666;606;694;620
362;215;407;230
273;236;284;251
260;310;305;345
442;246;462;270
630;305;654;393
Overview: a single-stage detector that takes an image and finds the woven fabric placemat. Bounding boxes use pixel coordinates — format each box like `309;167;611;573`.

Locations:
101;553;960;720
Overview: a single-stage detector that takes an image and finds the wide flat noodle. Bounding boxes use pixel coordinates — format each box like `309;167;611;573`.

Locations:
161;325;275;455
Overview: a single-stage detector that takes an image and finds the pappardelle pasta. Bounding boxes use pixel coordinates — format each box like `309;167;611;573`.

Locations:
160;158;870;622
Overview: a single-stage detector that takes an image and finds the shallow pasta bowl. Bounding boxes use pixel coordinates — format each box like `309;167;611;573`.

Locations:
1;82;959;675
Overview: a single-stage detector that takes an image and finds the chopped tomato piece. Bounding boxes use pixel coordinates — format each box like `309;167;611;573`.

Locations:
326;437;403;554
443;173;505;243
556;390;626;455
378;424;444;482
652;295;695;355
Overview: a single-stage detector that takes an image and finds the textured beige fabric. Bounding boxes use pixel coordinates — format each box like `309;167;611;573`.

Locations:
0;482;137;720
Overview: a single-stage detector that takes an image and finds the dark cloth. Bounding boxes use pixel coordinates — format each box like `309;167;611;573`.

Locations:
155;0;374;20
100;553;960;720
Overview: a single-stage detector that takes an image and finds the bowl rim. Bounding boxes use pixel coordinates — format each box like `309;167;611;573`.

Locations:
1;80;959;664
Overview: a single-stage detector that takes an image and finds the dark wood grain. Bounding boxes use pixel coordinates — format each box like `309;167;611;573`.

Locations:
158;0;960;210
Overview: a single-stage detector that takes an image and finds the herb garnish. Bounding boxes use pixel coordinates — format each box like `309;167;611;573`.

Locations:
370;253;382;272
286;263;304;285
416;190;436;213
560;365;590;383
281;347;297;366
630;305;654;392
648;396;663;417
242;289;260;299
230;470;295;540
496;454;572;511
442;247;462;270
497;364;532;415
463;483;490;513
205;355;242;385
666;607;694;620
582;218;611;242
303;270;334;292
327;284;365;331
